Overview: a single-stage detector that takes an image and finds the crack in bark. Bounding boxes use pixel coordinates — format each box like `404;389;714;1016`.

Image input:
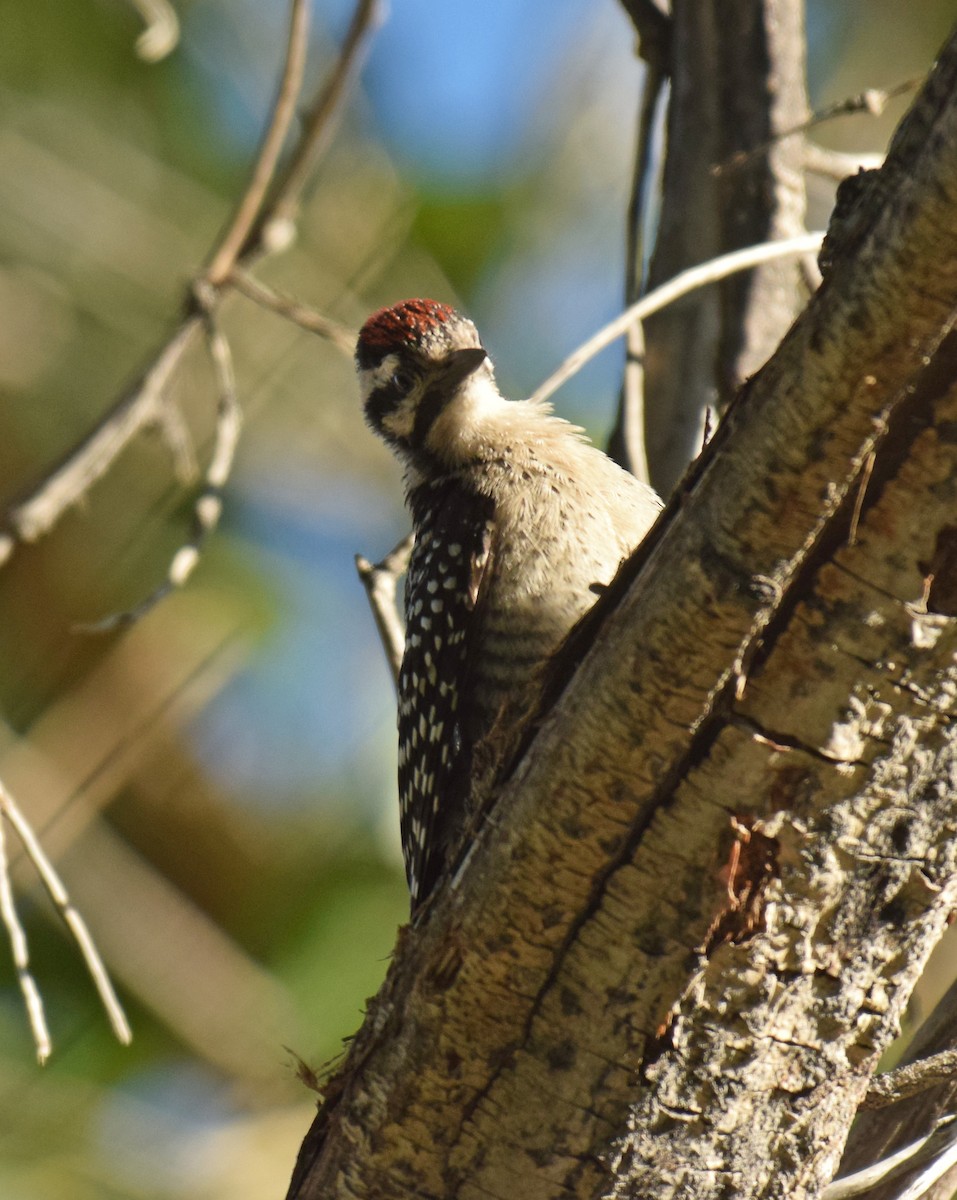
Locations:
731;713;865;767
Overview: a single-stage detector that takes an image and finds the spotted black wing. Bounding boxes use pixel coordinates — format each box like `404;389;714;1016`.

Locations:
399;478;494;913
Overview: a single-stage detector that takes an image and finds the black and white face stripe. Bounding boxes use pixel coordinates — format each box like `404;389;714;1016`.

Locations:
360;352;424;446
360;347;488;452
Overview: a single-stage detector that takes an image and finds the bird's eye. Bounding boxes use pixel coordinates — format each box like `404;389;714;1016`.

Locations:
391;368;418;396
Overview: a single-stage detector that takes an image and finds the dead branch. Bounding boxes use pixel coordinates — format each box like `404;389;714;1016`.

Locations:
531;231;825;405
607;1;669;480
229;267;357;354
0;800;50;1062
355;533;415;691
80;300;242;631
866;1053;957;1111
0;0;381;593
713;76;923;177
0;777;131;1054
203;0;311;287
247;0;387;250
0;320;198;567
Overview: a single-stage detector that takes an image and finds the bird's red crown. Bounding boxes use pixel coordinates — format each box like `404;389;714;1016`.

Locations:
356;298;456;365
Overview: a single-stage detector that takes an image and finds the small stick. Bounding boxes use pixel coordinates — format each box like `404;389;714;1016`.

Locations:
356;533;414;690
803;144;885;182
1;320;200;567
824;1116;957;1200
80;305;242;631
229;268;357;356
261;0;387;238
713;77;923;177
0;778;132;1050
863;1049;957;1109
205;0;311;286
611;39;666;483
532;232;826;406
0;806;51;1063
848;450;876;547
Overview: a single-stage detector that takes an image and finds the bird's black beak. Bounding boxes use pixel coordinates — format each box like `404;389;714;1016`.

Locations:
440;346;487;388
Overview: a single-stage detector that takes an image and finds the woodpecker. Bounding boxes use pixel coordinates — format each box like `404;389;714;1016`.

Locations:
357;299;662;913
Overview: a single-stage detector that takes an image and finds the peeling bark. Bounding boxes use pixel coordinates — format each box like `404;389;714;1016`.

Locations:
286;24;957;1200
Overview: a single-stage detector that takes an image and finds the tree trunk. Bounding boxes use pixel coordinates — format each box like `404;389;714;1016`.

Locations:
642;0;810;495
286;21;957;1200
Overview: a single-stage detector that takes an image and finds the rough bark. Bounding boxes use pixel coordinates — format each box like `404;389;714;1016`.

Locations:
285;26;957;1200
643;0;810;494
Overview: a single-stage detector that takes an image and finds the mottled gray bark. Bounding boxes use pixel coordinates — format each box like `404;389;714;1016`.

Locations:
286;21;957;1200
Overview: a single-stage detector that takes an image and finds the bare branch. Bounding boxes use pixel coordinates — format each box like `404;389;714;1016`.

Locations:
1;0;383;596
531;232;826;407
713;77;922;178
803;143;885;181
256;0;388;243
865;1052;957;1110
801;77;924;130
81;304;242;631
0;319;199;568
230;267;357;355
150;394;199;486
204;0;311;286
122;0;180;62
607;24;667;480
612;321;650;480
355;533;414;690
0;801;51;1063
0;778;132;1049
826;1119;957;1200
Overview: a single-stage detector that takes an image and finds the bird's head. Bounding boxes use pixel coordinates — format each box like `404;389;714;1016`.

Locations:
356;299;495;460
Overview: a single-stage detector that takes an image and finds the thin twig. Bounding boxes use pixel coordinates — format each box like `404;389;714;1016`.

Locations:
616;322;650;481
149;394;199;485
0;778;132;1048
848;450;876;547
531;232;827;406
864;1049;957;1109
356;533;414;690
804;144;885;182
0;320;200;567
229;267;357;355
123;0;180;62
252;0;388;245
81;303;242;631
624;35;668;300
713;77;922;177
1;0;383;584
0;805;51;1063
205;0;311;286
824;1116;957;1200
609;43;666;480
